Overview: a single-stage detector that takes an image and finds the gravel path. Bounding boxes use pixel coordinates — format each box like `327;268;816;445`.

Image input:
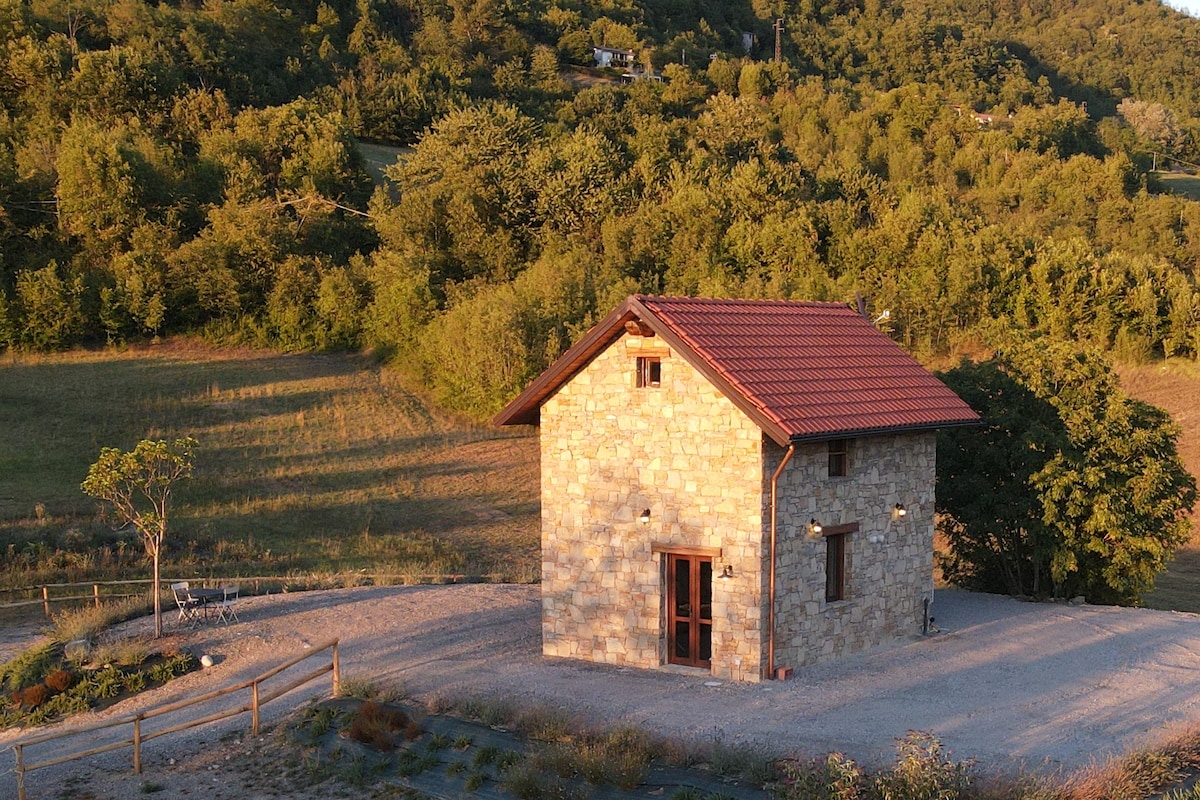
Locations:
5;585;1200;798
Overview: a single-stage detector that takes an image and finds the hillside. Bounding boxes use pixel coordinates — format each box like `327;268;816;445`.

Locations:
2;0;1200;420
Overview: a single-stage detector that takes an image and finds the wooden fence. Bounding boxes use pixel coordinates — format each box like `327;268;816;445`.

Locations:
0;574;508;617
0;579;157;617
11;639;340;800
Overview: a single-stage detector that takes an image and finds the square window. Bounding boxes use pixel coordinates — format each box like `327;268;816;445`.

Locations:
828;439;849;477
636;357;661;388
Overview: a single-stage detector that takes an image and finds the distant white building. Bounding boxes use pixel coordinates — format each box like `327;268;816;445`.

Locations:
593;45;634;69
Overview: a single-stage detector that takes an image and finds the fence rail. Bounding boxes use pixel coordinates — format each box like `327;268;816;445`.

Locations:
11;639;340;800
0;579;158;617
0;574;509;616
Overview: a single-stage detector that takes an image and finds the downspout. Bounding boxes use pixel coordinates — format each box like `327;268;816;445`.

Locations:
767;443;795;680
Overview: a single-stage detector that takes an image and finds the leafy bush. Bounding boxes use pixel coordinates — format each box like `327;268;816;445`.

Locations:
771;732;973;800
0;641;58;693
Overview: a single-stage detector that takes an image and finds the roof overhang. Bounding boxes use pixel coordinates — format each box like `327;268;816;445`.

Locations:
494;296;803;443
494;295;981;447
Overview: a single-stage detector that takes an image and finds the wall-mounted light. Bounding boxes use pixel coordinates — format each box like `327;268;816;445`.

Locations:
638;508;651;524
893;503;907;520
809;518;823;535
867;532;885;545
718;564;734;580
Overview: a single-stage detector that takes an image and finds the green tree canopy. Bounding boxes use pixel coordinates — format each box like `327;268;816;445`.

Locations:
937;342;1196;605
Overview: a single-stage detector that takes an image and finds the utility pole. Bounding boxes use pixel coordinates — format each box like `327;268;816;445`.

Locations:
774;18;784;63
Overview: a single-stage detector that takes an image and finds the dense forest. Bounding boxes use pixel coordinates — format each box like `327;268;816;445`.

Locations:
2;0;1200;416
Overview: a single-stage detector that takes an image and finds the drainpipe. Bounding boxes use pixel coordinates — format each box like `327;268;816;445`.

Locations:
767;443;795;680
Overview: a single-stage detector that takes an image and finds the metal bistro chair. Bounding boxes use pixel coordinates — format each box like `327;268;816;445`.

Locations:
212;585;240;625
171;581;203;628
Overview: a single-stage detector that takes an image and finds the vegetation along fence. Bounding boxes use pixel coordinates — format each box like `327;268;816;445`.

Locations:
10;639;340;800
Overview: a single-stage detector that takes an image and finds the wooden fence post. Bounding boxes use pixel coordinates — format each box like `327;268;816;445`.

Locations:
15;743;25;800
133;716;142;774
332;642;340;697
252;681;260;736
94;584;101;608
41;586;49;618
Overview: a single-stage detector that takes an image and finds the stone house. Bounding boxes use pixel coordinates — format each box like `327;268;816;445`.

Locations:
494;295;979;682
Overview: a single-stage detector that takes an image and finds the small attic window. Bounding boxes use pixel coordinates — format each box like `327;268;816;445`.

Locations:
828;439;850;477
636;357;661;388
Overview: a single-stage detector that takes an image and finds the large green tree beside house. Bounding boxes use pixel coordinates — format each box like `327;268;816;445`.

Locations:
937;341;1197;605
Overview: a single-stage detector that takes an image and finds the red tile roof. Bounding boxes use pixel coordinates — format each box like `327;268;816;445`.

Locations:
494;295;979;445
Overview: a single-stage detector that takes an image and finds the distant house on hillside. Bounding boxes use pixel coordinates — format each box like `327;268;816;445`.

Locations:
593;45;634;69
494;295;979;682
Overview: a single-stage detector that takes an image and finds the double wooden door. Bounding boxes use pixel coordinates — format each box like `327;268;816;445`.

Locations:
666;553;712;668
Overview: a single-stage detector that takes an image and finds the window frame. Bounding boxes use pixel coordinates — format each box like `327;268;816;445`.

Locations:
827;438;850;478
636;356;662;388
821;522;858;603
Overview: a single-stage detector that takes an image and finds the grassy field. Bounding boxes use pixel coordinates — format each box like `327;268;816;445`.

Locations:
1117;359;1200;612
1155;170;1200;201
0;342;539;587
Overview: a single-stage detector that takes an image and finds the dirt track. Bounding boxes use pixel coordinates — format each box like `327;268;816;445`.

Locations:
5;584;1200;798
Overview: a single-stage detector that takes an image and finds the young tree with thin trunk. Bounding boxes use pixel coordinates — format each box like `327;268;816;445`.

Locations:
82;438;197;637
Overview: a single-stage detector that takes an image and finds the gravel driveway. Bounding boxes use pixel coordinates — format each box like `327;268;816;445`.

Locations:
5;584;1200;798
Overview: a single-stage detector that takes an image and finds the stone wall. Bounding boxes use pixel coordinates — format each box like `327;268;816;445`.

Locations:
539;332;767;681
767;433;936;669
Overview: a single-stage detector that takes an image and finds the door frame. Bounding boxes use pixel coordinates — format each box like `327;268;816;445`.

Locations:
665;552;713;669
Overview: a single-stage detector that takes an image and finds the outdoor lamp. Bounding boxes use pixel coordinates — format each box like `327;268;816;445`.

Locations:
638;508;651;524
893;503;907;519
809;518;823;535
718;564;734;580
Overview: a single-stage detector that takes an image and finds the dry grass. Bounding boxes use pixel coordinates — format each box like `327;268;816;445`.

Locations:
1116;360;1200;612
1155;172;1200;202
0;341;539;586
1064;722;1200;800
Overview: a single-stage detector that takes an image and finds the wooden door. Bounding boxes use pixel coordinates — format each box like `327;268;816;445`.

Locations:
666;553;712;668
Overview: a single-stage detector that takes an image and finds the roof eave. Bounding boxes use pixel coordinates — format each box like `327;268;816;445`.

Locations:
492;299;640;427
627;297;794;447
786;416;983;445
493;295;792;443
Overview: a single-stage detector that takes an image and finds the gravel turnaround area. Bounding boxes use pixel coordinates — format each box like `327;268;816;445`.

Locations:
5;585;1200;798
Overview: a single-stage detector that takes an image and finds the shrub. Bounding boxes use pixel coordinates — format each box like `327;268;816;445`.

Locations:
772;733;972;800
123;671;147;694
344;701;419;752
19;683;50;708
91;665;123;698
876;732;974;800
44;669;75;693
0;641;58;693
